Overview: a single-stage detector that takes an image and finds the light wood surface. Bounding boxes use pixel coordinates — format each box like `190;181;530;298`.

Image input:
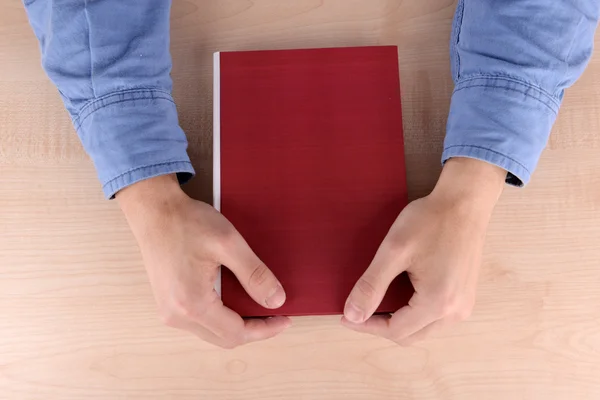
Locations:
2;1;600;399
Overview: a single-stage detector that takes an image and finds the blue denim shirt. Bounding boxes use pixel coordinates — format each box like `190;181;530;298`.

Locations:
24;1;600;198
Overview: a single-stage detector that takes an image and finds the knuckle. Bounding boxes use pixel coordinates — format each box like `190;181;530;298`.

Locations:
159;289;221;328
395;338;414;347
455;307;472;321
389;332;409;345
214;225;239;250
385;239;407;260
384;230;414;259
218;341;239;350
248;262;271;288
454;301;474;321
221;326;246;344
159;309;178;328
171;291;217;322
173;296;194;317
179;305;196;320
434;291;461;318
355;276;378;299
190;292;222;321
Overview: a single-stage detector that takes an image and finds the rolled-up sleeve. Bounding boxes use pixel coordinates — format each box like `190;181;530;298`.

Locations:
24;0;194;198
444;0;600;185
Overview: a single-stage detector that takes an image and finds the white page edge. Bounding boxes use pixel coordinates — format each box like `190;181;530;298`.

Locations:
213;51;222;297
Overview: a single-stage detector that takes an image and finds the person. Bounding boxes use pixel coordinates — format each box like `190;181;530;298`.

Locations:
23;0;599;349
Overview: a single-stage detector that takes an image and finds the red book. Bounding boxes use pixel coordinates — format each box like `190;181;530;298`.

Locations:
213;46;413;317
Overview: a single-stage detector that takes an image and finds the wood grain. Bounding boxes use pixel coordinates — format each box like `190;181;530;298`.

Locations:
1;1;600;399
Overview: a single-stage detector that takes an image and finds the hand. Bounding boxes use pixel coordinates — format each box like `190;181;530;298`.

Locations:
117;175;290;348
341;158;505;345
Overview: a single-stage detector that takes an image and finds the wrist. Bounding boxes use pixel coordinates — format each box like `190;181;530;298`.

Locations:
116;174;188;223
431;157;505;220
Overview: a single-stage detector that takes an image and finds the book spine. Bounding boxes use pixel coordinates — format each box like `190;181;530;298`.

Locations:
213;52;222;296
213;52;221;212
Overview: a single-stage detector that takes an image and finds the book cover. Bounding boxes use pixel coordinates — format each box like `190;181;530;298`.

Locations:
214;46;413;317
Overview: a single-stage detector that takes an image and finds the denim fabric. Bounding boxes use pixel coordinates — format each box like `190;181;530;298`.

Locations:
445;0;599;185
24;0;194;198
23;1;600;197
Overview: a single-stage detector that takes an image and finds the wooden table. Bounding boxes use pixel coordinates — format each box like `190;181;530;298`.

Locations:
2;1;600;399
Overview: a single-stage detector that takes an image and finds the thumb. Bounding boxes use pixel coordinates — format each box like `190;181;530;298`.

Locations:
344;246;401;324
218;231;286;309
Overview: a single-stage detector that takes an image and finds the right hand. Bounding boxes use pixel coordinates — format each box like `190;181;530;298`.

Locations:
116;174;290;348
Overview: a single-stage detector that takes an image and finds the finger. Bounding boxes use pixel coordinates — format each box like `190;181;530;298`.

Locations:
342;294;439;343
218;231;286;309
162;304;239;348
341;313;391;334
398;319;444;346
196;289;290;344
343;243;403;324
186;318;291;349
179;320;240;349
243;316;292;343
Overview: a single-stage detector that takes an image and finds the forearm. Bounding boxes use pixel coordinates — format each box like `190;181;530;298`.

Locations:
445;0;600;186
24;0;194;198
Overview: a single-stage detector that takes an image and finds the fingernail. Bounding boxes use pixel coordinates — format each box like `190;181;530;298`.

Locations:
265;284;286;308
344;302;364;324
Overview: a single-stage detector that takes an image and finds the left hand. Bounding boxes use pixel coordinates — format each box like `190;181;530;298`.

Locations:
341;158;505;345
117;175;290;348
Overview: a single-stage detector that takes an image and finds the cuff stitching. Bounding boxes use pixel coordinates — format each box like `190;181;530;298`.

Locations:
102;161;194;199
453;84;558;114
455;74;561;111
444;144;531;175
103;160;192;186
74;88;174;130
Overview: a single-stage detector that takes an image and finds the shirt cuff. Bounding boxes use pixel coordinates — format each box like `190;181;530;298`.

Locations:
74;89;195;199
102;161;194;199
442;76;560;186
